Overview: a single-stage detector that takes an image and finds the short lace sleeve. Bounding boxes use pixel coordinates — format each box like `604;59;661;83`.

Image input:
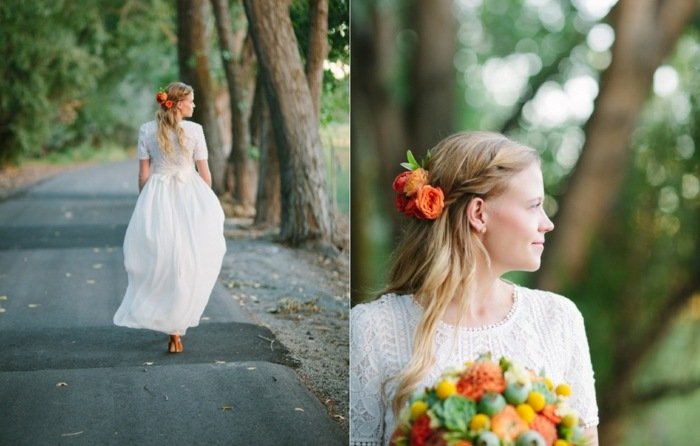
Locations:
137;124;150;160
563;304;599;428
192;124;208;160
350;302;387;446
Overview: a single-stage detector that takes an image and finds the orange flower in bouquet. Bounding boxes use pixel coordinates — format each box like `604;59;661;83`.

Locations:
389;354;589;446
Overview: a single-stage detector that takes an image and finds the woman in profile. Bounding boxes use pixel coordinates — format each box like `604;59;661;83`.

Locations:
350;132;598;445
114;82;226;353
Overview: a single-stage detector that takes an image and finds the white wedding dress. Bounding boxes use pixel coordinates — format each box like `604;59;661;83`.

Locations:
113;120;226;335
350;285;599;446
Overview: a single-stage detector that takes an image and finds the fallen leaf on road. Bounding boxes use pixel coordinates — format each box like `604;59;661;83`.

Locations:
221;405;233;411
28;304;40;308
294;407;305;412
61;431;83;437
0;295;7;300
56;382;68;387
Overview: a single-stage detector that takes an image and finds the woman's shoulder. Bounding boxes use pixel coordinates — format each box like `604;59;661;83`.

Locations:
351;293;415;328
180;119;204;133
139;120;157;134
517;286;582;319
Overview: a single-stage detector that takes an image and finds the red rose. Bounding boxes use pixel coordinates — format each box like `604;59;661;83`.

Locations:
414;185;445;220
392;171;411;193
155;91;168;104
395;193;408;213
410;414;433;446
403;196;418;218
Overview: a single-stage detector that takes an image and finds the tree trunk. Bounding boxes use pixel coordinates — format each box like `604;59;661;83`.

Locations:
243;0;332;248
177;0;227;194
211;0;258;211
253;75;280;227
306;0;329;119
536;0;698;292
407;0;457;153
351;0;457;304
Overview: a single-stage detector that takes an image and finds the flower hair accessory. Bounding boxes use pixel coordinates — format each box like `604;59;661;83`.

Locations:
393;150;445;220
155;89;174;110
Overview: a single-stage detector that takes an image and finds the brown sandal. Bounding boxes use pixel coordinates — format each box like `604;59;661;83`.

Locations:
168;335;183;353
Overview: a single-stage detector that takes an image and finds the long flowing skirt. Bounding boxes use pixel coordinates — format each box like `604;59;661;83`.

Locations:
114;169;226;335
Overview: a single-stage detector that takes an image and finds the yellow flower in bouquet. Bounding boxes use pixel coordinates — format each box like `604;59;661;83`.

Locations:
389;354;588;446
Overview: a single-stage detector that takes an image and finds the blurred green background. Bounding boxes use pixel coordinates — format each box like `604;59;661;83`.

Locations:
351;0;700;444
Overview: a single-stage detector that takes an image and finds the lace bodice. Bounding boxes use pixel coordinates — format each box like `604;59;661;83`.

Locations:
350;285;599;446
137;120;208;174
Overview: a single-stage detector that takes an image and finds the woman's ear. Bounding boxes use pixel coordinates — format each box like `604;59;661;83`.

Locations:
466;197;487;233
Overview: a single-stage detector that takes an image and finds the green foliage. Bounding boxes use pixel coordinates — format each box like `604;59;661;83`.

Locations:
0;0;105;162
0;0;179;164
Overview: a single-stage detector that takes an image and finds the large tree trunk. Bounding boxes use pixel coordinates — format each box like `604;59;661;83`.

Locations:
306;0;329;119
243;0;332;248
211;0;257;211
350;0;456;304
253;75;280;227
177;0;227;194
537;0;698;292
406;0;457;153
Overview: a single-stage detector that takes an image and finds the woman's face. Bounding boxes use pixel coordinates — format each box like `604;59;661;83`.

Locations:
481;162;554;274
177;92;195;118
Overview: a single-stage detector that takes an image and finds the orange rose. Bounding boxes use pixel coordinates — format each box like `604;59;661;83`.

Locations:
164;100;174;109
531;414;558;445
403;168;428;196
155;91;168;104
415;186;445;220
392;171;411;193
491;405;528;442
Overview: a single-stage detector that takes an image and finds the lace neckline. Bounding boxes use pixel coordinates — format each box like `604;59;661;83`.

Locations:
430;284;520;333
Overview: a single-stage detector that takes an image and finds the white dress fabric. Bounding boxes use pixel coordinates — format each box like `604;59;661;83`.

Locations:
113;120;226;335
350;285;599;446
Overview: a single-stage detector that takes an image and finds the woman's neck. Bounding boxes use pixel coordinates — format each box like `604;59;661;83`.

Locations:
442;267;514;327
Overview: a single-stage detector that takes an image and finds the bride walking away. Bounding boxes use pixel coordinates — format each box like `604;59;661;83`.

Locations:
114;81;226;353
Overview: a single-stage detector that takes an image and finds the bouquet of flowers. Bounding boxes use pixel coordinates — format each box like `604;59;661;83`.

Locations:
389;354;588;446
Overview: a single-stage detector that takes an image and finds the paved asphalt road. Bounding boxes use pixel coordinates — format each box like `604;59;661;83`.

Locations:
0;160;346;446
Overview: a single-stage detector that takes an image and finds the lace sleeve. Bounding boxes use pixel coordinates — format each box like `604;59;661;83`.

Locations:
564;306;599;428
350;303;387;446
192;124;208;160
137;124;150;160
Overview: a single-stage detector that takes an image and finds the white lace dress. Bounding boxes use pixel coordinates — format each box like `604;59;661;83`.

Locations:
350;285;598;446
113;120;226;335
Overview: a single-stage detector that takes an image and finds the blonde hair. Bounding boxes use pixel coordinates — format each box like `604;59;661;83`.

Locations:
156;81;193;156
385;131;539;414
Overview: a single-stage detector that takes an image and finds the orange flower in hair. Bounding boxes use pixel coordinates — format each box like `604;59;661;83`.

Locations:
164;100;174;109
414;185;445;220
155;90;168;104
393;150;444;220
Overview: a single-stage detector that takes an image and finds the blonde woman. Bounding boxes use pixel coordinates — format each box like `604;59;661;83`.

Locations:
114;82;226;353
350;132;598;445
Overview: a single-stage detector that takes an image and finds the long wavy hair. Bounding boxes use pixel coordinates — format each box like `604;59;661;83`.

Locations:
156;81;192;156
385;131;540;415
